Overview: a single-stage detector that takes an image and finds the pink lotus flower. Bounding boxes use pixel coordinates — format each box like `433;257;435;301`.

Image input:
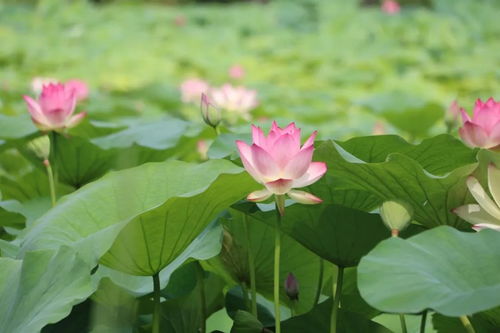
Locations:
236;122;327;208
65;79;89;102
229;64;245;80
381;0;400;14
23;83;86;131
210;84;258;120
180;78;209;104
458;98;500;149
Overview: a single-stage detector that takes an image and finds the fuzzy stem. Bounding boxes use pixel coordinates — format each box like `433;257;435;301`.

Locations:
197;264;207;333
419;310;428;333
399;314;408;333
243;214;258;316
274;198;283;333
44;159;57;207
152;273;161;333
460;315;476;333
314;259;324;305
330;266;344;333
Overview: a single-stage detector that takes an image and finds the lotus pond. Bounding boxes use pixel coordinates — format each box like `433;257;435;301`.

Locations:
0;0;499;332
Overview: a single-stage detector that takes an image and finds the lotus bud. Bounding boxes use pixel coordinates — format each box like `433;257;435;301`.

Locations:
380;200;413;236
284;273;299;301
200;93;221;129
26;135;50;160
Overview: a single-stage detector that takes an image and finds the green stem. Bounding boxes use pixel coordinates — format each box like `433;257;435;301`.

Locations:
290;301;296;317
241;282;250;312
460;315;476;333
214;126;221;136
49;131;58;184
44;160;56;207
197;264;207;333
399;314;408;333
152;273;161;333
420;310;428;333
314;259;324;305
274;200;282;333
243;214;258;316
330;266;344;333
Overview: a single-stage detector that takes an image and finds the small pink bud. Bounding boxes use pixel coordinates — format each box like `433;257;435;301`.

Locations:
381;0;400;15
284;273;299;301
200;93;221;129
229;65;245;80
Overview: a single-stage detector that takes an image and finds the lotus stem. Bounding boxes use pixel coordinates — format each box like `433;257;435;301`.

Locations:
399;314;408;333
44;159;56;207
197;263;207;333
152;273;161;333
314;258;324;305
243;214;258;316
274;198;283;333
420;310;428;333
330;265;344;333
460;315;476;333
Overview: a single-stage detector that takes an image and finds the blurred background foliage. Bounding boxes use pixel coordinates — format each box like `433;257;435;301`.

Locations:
1;0;499;140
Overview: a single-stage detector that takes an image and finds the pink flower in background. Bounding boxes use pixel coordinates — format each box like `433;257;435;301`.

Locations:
381;0;400;14
31;77;58;95
210;84;258;119
24;83;86;131
229;64;245;80
173;15;187;27
66;79;89;102
180;78;209;104
236;122;327;209
458;98;500;149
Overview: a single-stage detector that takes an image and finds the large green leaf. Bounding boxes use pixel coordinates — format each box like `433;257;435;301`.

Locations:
358;227;500;316
51;134;116;188
20;159;257;269
0;247;94;333
281;299;392;333
90;117;188;150
93;221;223;295
248;204;389;267
0;114;37;140
315;136;477;229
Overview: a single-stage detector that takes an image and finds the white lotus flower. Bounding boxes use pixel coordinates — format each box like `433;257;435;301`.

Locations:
453;164;500;231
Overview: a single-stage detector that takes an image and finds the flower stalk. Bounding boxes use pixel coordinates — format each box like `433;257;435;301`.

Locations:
330;265;344;333
273;197;283;333
243;214;258;316
152;273;161;333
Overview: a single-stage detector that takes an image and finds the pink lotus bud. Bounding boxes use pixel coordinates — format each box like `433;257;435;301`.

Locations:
210;84;258;120
372;121;385;135
284;273;299;301
381;0;400;15
65;79;89;102
229;64;245;80
200;93;221;128
173;15;187;27
23;83;86;132
180;78;209;104
458;98;500;149
197;139;209;160
236;122;327;204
